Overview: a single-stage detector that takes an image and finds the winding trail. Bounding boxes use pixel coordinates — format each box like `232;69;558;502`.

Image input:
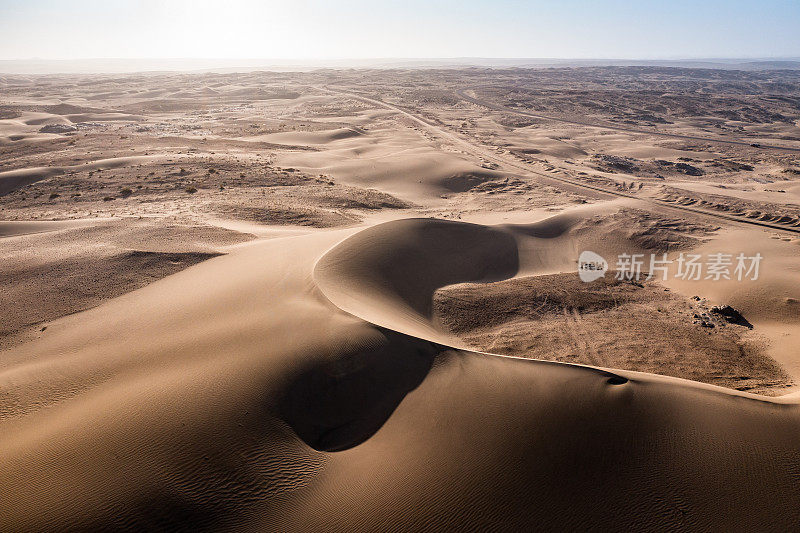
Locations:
319;86;800;235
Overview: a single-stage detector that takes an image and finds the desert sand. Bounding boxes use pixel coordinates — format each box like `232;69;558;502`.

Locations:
2;67;800;530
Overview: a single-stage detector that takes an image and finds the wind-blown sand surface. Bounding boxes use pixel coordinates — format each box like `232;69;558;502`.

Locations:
2;67;800;530
2;214;800;531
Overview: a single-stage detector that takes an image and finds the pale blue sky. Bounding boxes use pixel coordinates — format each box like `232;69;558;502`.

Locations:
1;0;798;60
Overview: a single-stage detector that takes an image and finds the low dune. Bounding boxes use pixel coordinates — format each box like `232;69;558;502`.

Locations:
278;146;507;201
0;219;101;237
0;219;253;348
0;155;160;195
253;127;365;145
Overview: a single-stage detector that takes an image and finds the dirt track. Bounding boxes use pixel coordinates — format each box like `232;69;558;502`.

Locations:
322;86;800;235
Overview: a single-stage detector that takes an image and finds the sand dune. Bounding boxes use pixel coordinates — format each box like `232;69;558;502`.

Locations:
0;110;142;147
278;144;507;201
21;112;74;127
254;127;365;145
0;218;102;237
3;67;800;531
2;212;800;531
0;155;161;195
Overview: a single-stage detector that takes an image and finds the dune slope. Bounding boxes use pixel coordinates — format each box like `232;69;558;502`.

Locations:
1;216;799;531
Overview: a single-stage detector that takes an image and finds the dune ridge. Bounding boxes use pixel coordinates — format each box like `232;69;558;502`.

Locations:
0;155;160;196
2;209;800;531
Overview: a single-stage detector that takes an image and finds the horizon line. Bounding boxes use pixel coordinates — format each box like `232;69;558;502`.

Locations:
3;56;800;62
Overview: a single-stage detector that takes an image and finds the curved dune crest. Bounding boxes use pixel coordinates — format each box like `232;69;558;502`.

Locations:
1;215;800;531
253;127;365;145
314;218;519;344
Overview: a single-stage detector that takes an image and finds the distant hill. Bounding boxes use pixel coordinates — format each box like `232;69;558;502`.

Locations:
1;57;799;75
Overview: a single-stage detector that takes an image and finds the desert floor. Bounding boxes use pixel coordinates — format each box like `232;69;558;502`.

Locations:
2;67;800;530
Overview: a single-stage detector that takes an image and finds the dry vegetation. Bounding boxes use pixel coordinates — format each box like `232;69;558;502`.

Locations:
435;273;791;395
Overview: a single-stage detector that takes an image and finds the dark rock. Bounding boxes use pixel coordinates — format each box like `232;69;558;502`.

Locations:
39;124;77;134
675;162;704;176
710;305;753;329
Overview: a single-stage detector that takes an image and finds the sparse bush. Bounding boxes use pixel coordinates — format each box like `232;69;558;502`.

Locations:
185;186;198;194
103;196;115;201
120;188;133;198
49;192;60;200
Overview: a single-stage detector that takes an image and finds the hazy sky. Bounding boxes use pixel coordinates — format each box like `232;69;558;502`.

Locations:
1;0;798;60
